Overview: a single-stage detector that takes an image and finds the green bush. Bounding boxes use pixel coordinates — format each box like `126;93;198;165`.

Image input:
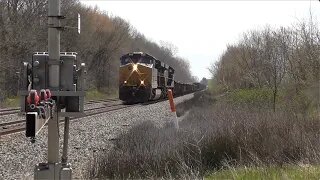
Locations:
208;79;228;95
283;89;318;119
85;88;118;101
1;96;20;108
227;88;279;108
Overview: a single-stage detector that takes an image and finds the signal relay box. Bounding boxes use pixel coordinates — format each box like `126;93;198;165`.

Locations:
19;52;86;116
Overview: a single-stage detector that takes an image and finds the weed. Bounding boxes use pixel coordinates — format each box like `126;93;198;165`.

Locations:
87;91;319;179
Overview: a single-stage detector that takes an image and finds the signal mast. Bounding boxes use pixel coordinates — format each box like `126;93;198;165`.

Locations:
19;0;85;179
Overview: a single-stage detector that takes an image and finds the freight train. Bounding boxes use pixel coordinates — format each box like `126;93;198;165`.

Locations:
119;52;205;103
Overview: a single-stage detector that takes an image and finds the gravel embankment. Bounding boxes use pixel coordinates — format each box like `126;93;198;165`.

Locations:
0;93;193;179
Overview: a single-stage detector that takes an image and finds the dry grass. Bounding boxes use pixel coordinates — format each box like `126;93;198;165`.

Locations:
87;91;320;179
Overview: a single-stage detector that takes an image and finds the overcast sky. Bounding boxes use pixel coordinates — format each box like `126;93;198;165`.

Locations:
80;0;320;80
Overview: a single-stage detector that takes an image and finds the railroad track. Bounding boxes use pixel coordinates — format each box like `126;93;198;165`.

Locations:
0;98;119;116
0;100;133;136
85;98;119;105
0;93;195;136
0;108;21;116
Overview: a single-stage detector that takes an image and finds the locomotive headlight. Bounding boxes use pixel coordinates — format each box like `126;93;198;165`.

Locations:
132;64;138;71
140;80;144;85
124;80;127;84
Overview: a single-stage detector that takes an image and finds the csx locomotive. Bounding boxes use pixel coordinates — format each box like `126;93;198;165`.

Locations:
119;52;205;103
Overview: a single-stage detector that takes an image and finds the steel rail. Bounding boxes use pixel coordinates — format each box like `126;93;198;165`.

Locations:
0;103;135;136
0;98;120;116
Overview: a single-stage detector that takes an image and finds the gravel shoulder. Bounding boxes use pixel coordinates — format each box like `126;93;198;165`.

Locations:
0;93;193;179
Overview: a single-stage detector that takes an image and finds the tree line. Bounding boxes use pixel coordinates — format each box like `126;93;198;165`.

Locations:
0;0;196;100
210;16;319;112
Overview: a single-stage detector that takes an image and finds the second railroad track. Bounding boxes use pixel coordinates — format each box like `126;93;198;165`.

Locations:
0;100;135;136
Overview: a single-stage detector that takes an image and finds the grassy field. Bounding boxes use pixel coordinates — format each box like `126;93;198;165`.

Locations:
206;165;320;180
86;89;319;179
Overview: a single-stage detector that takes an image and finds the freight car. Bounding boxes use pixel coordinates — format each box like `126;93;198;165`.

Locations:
119;52;204;103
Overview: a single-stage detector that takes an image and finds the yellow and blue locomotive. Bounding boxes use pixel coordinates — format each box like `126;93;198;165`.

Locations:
119;52;174;103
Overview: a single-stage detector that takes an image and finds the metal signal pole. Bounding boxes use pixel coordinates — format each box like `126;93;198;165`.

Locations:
48;0;60;165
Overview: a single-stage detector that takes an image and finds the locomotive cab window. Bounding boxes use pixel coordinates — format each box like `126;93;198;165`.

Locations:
140;57;153;65
120;57;131;65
